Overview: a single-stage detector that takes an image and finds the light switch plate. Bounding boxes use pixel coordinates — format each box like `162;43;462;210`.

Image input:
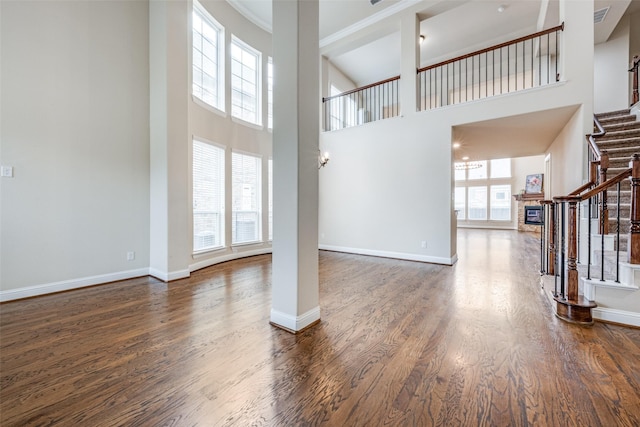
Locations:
1;166;13;178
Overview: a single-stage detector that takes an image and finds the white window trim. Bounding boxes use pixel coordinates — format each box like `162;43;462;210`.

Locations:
192;136;226;253
230;35;262;127
231;150;262;245
192;0;225;112
267;56;273;130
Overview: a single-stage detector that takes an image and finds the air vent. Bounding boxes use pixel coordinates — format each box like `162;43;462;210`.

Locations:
594;6;609;24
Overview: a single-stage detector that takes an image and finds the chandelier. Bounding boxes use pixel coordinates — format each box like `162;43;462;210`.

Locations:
454;161;482;170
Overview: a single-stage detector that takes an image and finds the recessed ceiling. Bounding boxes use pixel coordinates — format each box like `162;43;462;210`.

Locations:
452;105;580;162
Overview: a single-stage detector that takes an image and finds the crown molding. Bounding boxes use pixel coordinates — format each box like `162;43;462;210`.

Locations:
320;0;422;48
226;0;273;34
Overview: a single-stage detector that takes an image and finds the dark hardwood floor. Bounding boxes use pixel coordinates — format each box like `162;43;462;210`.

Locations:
1;229;639;426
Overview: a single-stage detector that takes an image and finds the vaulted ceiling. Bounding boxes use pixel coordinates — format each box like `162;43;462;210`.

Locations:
227;0;638;162
228;0;637;87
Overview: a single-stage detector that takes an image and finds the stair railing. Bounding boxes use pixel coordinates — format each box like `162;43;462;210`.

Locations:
548;155;640;324
630;55;639;106
417;23;564;110
322;76;400;132
539;116;607;280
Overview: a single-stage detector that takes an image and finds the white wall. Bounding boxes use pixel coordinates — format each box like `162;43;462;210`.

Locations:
0;0;276;300
1;1;150;297
513;156;547;197
594;16;630;113
545;106;589;197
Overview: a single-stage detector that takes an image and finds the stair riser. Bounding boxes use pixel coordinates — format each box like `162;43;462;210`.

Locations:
598;115;637;126
597;138;640;149
597;130;640;141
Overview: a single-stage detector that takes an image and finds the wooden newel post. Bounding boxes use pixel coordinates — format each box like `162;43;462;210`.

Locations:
552;195;596;325
600;152;609;235
628;154;640;264
566;197;579;301
630;55;639;106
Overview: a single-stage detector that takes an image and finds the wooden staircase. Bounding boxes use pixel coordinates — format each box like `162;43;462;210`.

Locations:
595;109;640;252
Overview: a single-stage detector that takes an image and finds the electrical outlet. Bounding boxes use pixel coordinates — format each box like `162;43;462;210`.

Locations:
127;251;135;261
421;241;427;248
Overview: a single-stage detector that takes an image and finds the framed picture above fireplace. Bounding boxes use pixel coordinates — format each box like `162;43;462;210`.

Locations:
525;173;543;194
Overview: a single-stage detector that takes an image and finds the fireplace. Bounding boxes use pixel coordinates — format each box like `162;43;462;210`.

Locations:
524;205;543;226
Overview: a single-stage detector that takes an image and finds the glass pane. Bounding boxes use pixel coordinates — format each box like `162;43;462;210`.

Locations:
193;140;225;251
232;152;261;244
491;158;511;178
467;186;487;220
202;23;217;43
231;43;242;60
467;161;487;180
454;165;465;181
455;187;466;220
490;185;511;220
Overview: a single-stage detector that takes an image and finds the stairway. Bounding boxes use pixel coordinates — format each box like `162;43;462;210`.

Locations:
594;109;640;252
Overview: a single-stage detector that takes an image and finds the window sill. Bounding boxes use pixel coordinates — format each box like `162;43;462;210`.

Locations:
231;241;266;252
231;116;263;131
192;246;227;259
192;95;227;118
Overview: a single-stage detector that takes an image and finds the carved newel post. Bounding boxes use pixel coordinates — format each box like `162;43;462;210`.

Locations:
566;197;580;301
628;154;640;264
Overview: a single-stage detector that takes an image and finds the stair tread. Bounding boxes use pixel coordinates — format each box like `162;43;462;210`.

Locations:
595;109;631;118
599;114;636;123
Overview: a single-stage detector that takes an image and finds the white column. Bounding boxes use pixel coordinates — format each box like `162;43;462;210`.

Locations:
270;0;321;333
149;0;191;282
400;13;420;115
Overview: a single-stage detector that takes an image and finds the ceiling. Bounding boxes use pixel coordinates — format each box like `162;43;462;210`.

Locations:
452;106;580;162
228;0;638;87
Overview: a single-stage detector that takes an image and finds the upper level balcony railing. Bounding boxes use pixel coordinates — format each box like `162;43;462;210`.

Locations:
322;76;400;132
418;23;564;111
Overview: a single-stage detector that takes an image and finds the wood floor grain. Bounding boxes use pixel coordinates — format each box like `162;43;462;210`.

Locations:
1;229;639;426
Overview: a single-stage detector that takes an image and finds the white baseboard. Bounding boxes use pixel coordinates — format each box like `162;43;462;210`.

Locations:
270;306;321;332
148;268;190;282
592;307;640;328
319;244;457;265
0;268;150;302
189;247;272;272
1;247;275;302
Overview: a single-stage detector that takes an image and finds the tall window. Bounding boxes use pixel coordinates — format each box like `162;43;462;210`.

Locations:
268;158;273;240
455;158;512;223
267;57;273;129
192;1;224;110
193;139;225;252
467;186;488;220
491;158;511;178
231;36;261;125
490;185;511;220
329;85;342;131
232;152;261;244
